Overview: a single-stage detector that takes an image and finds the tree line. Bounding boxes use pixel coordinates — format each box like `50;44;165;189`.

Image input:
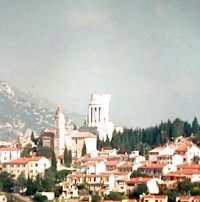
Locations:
98;117;200;154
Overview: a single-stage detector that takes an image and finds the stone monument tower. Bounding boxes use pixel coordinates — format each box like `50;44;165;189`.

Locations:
86;94;114;141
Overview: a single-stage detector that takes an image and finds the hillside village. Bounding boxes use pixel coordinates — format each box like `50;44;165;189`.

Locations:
0;95;200;202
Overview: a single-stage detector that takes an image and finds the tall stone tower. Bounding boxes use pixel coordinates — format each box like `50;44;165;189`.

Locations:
86;94;114;141
54;106;66;158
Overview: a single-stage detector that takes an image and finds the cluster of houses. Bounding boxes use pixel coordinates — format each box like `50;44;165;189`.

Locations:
0;102;200;201
61;136;200;201
1;134;200;201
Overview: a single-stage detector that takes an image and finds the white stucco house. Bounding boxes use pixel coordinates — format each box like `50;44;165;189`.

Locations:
186;145;200;164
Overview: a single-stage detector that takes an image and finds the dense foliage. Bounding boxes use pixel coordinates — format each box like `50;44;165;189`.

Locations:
98;117;200;154
64;148;72;167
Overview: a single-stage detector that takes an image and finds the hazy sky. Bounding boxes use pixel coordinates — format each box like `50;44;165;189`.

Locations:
1;0;200;128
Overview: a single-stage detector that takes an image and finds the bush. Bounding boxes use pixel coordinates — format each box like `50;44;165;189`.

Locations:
33;193;47;202
92;194;101;202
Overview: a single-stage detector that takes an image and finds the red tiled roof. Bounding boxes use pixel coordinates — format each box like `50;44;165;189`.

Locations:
105;161;119;166
105;156;120;160
175;169;200;175
3;156;43;164
143;195;168;199
175;145;188;152
139;163;165;169
117;162;133;168
177;164;200;170
71;132;96;139
193;196;200;200
83;156;105;162
0;147;21;151
82;162;96;167
158;154;173;158
126;177;153;185
149;147;164;153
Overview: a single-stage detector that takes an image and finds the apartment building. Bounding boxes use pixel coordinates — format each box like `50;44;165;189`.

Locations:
2;156;51;179
0;147;21;164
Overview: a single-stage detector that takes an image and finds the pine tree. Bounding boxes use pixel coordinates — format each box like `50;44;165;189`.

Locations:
82;141;87;157
51;150;57;171
64;149;72;168
192;117;200;135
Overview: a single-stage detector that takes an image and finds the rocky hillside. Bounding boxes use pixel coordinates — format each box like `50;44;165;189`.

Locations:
0;80;85;141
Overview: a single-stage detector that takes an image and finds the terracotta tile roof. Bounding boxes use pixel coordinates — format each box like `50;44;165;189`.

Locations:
0;147;21;151
71;132;96;139
177;164;200;170
105;156;120;160
105;160;119;166
3;156;42;164
82;162;96;167
193;196;200;200
117;162;133;168
178;195;192;200
175;169;200;175
67;173;84;178
83;156;105;162
139;163;165;169
149;147;164;153
126;177;153;185
175;145;188;152
158;154;173;158
154;195;168;199
143;195;168;199
164;169;200;177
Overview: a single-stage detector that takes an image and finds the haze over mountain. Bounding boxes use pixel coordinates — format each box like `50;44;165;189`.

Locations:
0;80;85;141
1;1;200;128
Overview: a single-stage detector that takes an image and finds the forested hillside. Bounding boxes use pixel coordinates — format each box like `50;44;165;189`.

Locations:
98;117;200;154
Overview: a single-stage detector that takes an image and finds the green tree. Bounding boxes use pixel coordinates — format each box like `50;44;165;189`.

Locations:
51;150;57;171
177;178;193;195
26;177;37;195
104;191;124;201
15;171;27;194
56;169;72;183
31;131;38;145
21;143;32;157
37;146;53;158
82;141;87;156
33;193;47;202
0;171;15;192
128;184;148;199
92;194;101;202
171;118;184;138
0;182;3;192
43;168;56;192
192;117;200;134
64;149;72;167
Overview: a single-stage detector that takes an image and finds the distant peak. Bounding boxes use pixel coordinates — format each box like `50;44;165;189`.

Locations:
0;80;15;97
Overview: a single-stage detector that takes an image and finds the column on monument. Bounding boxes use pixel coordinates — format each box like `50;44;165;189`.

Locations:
92;106;95;126
96;107;98;124
88;107;91;125
91;107;93;124
99;107;101;123
96;107;99;124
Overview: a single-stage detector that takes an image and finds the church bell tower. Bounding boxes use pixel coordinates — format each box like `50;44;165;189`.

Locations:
54;105;66;158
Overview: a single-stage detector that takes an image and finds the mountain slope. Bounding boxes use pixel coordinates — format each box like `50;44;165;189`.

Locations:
0;80;85;141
